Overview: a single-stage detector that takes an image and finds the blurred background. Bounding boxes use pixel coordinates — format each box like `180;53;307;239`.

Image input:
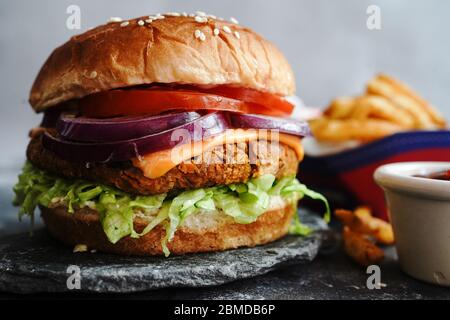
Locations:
1;0;450;167
0;0;449;227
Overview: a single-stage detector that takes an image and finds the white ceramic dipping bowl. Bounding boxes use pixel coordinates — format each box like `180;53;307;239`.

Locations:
374;162;450;287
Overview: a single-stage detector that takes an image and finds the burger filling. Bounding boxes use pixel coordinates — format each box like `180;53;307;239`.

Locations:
26;134;300;195
14;162;327;256
13;85;329;255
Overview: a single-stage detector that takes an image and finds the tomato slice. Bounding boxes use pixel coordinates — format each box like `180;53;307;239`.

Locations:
80;86;294;118
179;85;295;115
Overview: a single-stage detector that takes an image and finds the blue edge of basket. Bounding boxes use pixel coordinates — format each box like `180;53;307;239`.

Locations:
301;130;450;174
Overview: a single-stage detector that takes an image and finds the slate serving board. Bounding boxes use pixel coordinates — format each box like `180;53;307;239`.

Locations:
0;210;328;293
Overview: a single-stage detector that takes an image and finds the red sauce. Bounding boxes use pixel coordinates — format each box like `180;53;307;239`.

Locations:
415;170;450;181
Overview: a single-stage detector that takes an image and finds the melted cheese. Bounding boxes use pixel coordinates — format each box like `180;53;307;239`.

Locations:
132;129;304;179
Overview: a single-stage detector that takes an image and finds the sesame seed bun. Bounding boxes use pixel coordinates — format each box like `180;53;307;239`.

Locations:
40;202;295;256
30;15;296;112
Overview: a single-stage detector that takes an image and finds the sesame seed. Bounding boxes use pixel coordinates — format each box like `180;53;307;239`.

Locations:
196;11;206;17
208;14;217;20
195;16;208;23
223;25;232;34
137;20;145;26
194;29;206;41
90;71;97;78
234;31;240;39
145;19;153;23
188;13;195;18
230;17;239;24
109;17;122;23
213;28;220;36
181;12;188;17
149;14;165;20
165;12;180;17
120;21;129;27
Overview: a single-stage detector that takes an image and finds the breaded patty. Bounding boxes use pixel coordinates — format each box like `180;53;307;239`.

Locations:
27;134;300;195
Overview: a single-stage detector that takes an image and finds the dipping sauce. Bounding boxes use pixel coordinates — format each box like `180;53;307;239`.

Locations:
415;170;450;181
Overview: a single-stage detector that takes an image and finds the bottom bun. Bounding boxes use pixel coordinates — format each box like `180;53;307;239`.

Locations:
41;203;296;256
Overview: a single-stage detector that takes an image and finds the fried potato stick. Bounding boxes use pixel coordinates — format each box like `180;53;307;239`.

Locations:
310;118;404;142
351;95;415;128
335;207;395;245
367;75;445;129
342;226;385;266
324;96;357;119
375;74;446;128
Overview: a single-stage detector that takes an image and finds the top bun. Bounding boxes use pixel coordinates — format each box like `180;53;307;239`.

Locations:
29;14;296;112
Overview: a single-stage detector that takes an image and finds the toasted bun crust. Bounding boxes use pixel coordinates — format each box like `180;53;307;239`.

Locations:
40;203;295;256
30;15;296;111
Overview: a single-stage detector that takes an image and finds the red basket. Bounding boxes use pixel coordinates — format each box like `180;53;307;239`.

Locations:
298;131;450;220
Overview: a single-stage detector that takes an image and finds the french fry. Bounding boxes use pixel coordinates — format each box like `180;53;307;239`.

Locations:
353;206;372;217
367;75;446;129
354;207;394;245
335;207;395;245
375;74;446;128
342;226;385;266
310;74;446;143
310;118;404;142
351;95;415;128
324;97;357;119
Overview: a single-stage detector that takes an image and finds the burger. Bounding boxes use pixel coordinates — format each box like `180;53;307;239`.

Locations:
13;13;329;256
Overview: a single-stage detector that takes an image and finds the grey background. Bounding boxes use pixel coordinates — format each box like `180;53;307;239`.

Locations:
0;0;449;169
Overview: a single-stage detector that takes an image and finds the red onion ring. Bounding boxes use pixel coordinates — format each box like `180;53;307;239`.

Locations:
57;112;201;142
41;109;71;128
42;112;229;163
229;113;311;137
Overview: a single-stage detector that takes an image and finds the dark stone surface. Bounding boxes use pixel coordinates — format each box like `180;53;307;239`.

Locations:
3;240;450;300
0;211;328;294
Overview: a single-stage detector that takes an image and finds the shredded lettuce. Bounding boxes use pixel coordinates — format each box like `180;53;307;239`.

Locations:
13;162;330;256
13;162;166;244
